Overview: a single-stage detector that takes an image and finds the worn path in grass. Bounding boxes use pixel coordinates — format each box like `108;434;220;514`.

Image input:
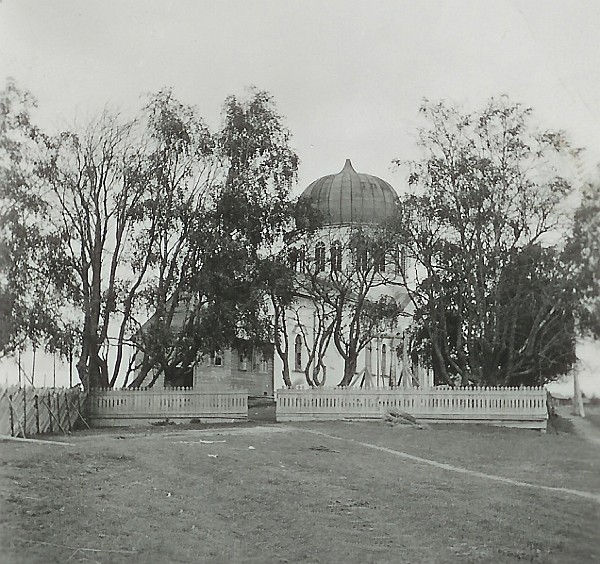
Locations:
557;405;600;447
1;421;599;563
297;426;600;503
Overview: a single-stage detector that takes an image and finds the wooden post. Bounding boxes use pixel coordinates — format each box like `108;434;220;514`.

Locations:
56;393;61;431
22;386;27;438
376;337;380;387
34;395;40;435
32;346;36;387
573;363;586;418
78;393;83;425
9;394;14;437
64;391;72;431
48;392;53;433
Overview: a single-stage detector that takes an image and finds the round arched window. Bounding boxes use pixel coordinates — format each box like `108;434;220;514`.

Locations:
294;334;303;371
315;242;326;273
331;240;342;272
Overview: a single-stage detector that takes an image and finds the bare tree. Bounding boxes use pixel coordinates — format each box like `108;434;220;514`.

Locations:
41;112;148;389
298;225;407;386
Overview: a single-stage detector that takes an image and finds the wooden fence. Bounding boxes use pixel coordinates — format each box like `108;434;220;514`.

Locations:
276;386;548;429
0;386;87;437
88;387;248;427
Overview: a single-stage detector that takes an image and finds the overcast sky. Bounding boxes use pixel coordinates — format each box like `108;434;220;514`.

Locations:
2;0;600;193
1;0;599;390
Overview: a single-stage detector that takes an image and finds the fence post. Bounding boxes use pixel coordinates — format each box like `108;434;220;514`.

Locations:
48;392;53;433
34;395;40;435
64;391;72;431
9;394;14;437
22;386;27;438
56;392;60;431
77;392;85;428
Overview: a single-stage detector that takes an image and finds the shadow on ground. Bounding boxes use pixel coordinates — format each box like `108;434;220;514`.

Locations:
247;397;276;423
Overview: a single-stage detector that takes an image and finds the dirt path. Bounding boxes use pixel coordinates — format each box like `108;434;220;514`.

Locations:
556;406;600;447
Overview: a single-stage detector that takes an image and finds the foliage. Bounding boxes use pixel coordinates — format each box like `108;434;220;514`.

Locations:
394;96;579;386
0;79;72;359
125;89;217;388
129;88;300;387
1;81;302;389
566;179;600;337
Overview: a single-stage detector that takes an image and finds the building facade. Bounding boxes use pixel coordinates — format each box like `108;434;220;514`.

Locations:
272;159;430;391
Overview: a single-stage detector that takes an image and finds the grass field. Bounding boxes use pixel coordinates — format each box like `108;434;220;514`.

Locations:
0;418;599;564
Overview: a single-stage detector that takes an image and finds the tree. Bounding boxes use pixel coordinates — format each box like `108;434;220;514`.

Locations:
394;96;579;386
0;79;70;360
266;198;324;388
297;224;408;387
125;89;217;388
567;179;600;337
40;112;149;389
130;88;300;387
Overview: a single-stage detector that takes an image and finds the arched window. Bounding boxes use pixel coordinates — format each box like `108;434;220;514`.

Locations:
366;343;373;371
330;240;342;272
291;248;306;272
354;245;367;272
374;248;385;273
395;246;407;276
294;334;302;371
315;242;326;273
260;352;268;373
381;344;387;377
298;249;306;272
239;352;248;371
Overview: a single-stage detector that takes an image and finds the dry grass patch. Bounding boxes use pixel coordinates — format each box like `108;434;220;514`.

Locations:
0;421;599;563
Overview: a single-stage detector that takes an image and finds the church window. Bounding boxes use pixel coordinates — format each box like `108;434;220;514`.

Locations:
355;246;368;272
294;334;303;371
315;242;326;273
395;246;407;276
291;248;306;272
211;351;223;366
260;352;269;373
374;248;385;273
297;249;305;272
381;344;387;377
331;240;342;272
239;352;248;371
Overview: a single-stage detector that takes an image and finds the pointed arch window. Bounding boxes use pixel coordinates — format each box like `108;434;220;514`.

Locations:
381;344;387;377
294;334;303;371
330;240;342;272
315;242;326;273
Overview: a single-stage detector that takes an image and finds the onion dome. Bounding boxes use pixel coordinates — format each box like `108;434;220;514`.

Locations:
300;159;399;225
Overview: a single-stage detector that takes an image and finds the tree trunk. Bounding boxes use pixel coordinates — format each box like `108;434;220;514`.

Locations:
339;355;357;387
281;355;291;388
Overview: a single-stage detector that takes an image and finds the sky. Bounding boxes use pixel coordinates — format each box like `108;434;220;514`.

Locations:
1;0;599;392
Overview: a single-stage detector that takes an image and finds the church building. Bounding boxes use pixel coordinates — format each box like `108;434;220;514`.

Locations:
191;159;431;394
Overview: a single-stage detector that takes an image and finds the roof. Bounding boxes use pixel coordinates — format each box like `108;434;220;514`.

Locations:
300;159;399;226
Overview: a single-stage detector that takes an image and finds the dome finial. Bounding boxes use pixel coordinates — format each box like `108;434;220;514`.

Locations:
343;159;355;172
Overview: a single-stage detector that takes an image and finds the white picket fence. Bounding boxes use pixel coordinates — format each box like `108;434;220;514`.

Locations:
88;387;248;427
276;386;548;429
